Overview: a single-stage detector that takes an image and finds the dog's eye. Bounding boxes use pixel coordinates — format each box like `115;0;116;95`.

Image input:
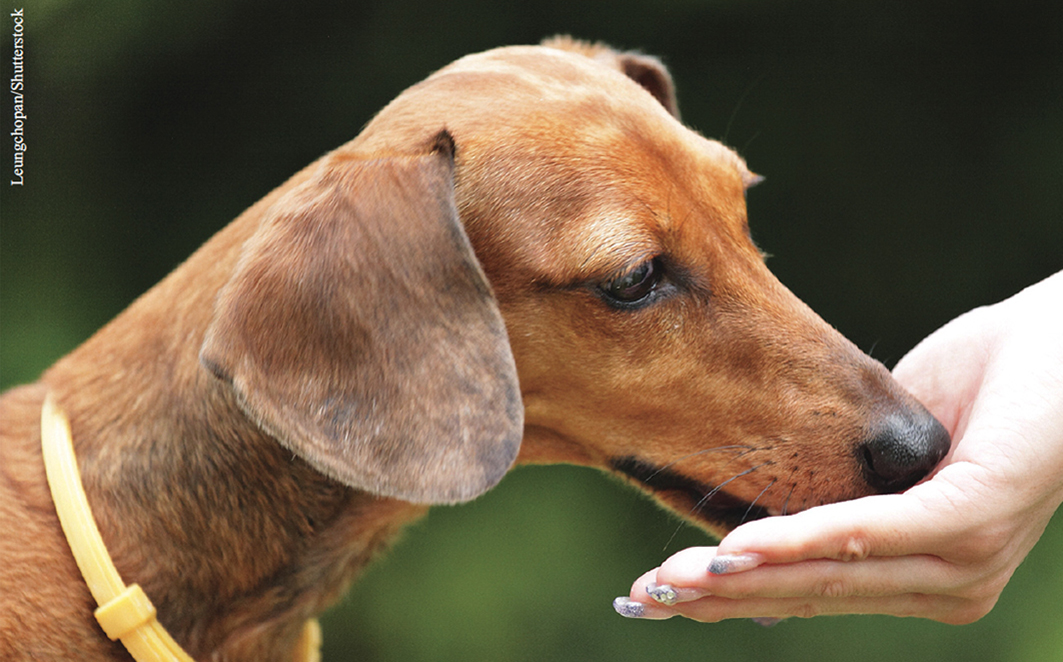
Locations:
599;258;662;307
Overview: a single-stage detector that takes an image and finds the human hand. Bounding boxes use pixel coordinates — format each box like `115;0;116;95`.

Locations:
614;271;1063;624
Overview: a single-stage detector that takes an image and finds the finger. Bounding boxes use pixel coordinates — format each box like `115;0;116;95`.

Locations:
617;565;981;624
710;487;960;568
617;577;986;625
665;590;977;624
629;564;715;606
635;547;717;587
656;552;960;601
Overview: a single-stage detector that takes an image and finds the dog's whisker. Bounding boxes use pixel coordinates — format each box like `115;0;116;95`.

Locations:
740;478;776;526
689;463;767;516
780;485;795;517
740;129;762;156
724;72;766;144
662;522;690;552
661;462;767;551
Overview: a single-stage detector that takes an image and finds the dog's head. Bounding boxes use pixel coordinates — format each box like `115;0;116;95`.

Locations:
201;39;949;537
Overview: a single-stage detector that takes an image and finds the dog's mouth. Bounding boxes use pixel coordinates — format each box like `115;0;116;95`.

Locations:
609;456;771;532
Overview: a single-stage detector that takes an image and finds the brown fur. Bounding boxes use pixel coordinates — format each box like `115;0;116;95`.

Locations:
0;40;947;660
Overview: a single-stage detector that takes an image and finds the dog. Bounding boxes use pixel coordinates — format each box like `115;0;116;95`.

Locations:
0;37;950;660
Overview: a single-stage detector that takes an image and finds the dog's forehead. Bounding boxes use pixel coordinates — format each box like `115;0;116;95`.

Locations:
358;46;671;153
437;45;642;102
352;45;759;284
358;45;757;187
438;46;757;192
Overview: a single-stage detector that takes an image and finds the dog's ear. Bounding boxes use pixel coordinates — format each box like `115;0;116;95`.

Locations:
616;52;680;120
542;36;680;119
200;134;523;504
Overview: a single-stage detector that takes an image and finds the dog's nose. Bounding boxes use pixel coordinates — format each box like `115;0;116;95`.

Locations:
858;411;951;493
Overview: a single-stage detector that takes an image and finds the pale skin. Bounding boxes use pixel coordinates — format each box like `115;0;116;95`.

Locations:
617;270;1063;624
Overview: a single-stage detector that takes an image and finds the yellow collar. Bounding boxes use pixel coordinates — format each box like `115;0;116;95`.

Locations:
41;394;322;662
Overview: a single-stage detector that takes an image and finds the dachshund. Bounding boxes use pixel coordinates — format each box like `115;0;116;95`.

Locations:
0;37;950;660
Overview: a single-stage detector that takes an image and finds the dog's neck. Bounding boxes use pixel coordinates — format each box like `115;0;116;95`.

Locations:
40;216;426;659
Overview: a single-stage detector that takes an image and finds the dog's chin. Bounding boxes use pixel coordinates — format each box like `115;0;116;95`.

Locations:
608;456;772;535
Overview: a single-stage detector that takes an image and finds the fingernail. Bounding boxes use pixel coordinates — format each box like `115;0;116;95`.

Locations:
613;596;674;620
751;617;784;627
645;582;678;605
708;553;764;575
613;597;647;618
646;582;707;605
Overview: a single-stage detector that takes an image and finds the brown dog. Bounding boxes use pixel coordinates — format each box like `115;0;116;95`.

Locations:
0;38;949;660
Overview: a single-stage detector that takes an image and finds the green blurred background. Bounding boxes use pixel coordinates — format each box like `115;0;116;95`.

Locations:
2;1;1060;660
